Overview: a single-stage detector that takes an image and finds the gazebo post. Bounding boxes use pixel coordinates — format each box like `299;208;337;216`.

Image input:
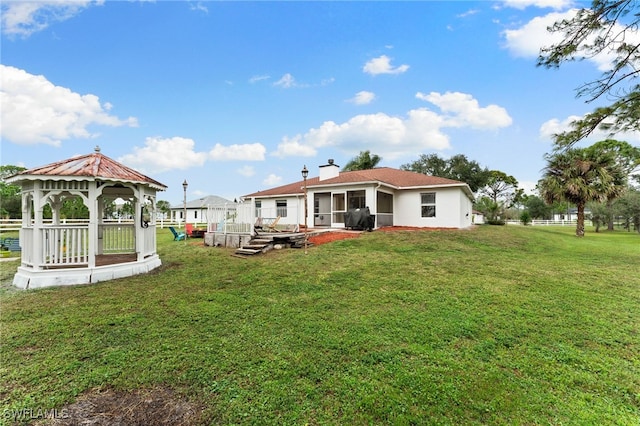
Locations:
32;181;44;271
87;182;98;269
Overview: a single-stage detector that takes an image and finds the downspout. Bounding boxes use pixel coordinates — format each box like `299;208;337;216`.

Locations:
373;183;381;229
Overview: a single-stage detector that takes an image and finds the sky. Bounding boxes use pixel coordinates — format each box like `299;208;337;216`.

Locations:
2;0;639;206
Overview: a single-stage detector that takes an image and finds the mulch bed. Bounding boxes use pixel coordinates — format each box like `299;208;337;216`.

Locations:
307;226;461;245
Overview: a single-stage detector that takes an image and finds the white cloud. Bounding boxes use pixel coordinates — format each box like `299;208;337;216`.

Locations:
363;55;409;75
1;0;102;37
208;143;266;161
263;174;283;186
502;9;640;72
417;91;513;129
119;136;207;173
249;75;270;84
274;73;298;88
237;165;255;177
189;2;208;14
502;0;574;10
0;65;137;146
539;115;640;142
348;91;376;105
457;9;480;18
502;10;573;58
275;92;512;160
272;136;318;158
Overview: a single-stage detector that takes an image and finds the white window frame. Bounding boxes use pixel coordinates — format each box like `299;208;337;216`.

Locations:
421;192;436;218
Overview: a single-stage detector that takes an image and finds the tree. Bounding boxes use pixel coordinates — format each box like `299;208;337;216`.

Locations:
587;139;640;229
537;1;640;148
157;200;171;219
401;153;491;192
524;195;552;219
0;165;26;218
539;147;625;236
587;200;611;232
615;187;640;232
342;151;382;171
478;171;522;222
60;197;89;219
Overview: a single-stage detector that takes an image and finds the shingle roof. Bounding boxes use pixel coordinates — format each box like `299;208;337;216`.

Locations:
7;147;167;190
244;167;472;198
174;195;235;209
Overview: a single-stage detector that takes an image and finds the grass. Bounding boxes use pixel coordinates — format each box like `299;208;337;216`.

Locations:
1;225;639;425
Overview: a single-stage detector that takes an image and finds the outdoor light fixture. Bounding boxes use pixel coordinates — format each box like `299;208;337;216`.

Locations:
301;166;308;254
182;179;188;235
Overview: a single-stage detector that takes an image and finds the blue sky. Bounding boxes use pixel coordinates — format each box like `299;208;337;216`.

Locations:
2;0;639;206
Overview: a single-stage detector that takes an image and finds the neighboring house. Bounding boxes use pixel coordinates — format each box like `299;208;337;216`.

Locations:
243;160;475;230
552;207;591;222
473;210;485;225
171;195;236;224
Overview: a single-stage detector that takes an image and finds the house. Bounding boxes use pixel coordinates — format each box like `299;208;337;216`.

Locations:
243;160;475;230
170;195;236;224
552;207;590;222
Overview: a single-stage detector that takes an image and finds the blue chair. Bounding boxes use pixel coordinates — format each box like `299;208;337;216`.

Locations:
169;227;186;241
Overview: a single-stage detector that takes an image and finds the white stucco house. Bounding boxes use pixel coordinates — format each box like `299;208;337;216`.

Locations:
243;160;475;230
170;195;236;224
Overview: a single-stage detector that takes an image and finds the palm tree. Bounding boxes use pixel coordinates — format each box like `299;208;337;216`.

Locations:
342;151;382;171
539;147;625;237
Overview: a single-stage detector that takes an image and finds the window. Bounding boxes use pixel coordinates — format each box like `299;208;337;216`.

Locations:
194;211;198;219
421;192;436;218
255;200;262;217
276;200;287;217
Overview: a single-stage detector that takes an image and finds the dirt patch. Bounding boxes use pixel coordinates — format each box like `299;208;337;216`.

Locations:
35;387;203;426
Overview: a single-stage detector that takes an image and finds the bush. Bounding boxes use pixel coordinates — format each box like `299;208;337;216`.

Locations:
520;210;532;226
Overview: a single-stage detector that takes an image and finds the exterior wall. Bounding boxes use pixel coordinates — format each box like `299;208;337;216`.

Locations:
459;189;473;228
394;187;471;229
254;197;303;227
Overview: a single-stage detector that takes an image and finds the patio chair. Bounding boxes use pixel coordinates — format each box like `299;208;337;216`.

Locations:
169;226;186;241
185;223;194;237
267;216;282;232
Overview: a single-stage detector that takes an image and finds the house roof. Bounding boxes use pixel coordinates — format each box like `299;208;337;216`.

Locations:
7;146;167;190
172;195;236;210
244;167;474;198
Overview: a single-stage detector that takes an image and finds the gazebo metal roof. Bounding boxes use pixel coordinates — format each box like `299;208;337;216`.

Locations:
7;146;167;191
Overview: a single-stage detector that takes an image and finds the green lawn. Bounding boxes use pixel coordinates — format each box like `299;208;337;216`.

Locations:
1;226;639;425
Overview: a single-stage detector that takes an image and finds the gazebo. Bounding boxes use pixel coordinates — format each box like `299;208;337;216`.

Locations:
6;147;167;289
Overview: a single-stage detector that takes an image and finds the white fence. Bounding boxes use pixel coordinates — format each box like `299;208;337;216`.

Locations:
505;219;591;226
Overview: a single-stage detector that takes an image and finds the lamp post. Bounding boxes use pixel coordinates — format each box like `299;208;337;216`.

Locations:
182;180;188;235
301;165;308;254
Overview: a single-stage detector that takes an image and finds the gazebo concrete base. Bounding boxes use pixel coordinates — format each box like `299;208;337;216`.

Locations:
12;255;162;290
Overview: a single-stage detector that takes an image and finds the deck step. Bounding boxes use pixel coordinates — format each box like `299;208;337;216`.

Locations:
243;244;269;250
235;248;263;255
251;238;272;244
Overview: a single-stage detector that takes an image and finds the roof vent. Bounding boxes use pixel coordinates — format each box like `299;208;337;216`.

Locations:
94;145;101;153
328;159;334;165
